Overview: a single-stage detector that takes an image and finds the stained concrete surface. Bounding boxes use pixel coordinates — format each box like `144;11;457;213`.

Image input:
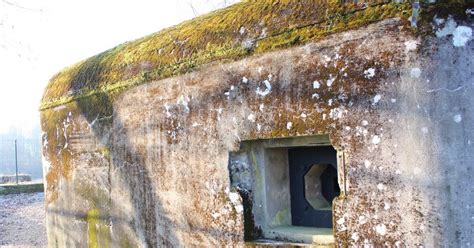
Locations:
40;16;474;247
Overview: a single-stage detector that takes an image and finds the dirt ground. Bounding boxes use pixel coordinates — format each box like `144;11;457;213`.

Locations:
0;192;46;247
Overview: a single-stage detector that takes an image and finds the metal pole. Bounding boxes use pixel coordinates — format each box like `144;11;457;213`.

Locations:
15;139;18;185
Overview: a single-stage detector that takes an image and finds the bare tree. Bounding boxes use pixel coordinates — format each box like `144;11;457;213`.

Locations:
1;0;38;11
187;1;199;17
185;0;238;17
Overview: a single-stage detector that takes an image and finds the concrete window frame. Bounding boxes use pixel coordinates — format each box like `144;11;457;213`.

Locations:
229;135;346;245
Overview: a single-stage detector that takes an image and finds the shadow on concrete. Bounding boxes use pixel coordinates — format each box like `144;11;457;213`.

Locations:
74;91;168;247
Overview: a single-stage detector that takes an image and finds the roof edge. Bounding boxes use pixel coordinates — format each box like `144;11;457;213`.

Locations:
41;1;417;110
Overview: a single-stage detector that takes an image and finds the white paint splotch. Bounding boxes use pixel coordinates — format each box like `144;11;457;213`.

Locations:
453;114;462;123
313;80;321;89
375;224;387;236
364;68;376;79
377;183;386;191
177;95;190;112
373;94;382;104
436;17;457;38
372;135;381;145
256;80;272;96
435;17;472;47
364;160;371;168
326;75;336;87
452;26;472;47
247;113;256;122
404;40;418;51
410;68;422;78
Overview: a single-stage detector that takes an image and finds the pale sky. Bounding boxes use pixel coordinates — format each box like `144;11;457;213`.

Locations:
0;0;239;135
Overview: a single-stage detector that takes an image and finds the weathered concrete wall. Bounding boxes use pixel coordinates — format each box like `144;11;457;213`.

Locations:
41;17;474;247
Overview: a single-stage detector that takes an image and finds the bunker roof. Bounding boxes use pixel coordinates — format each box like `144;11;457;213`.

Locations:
40;0;466;110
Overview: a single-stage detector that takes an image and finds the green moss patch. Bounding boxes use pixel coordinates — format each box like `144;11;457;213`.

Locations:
41;0;414;110
41;92;114;204
86;208;111;248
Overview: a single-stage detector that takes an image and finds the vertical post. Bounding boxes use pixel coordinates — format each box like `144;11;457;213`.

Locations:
15;139;18;185
411;0;420;28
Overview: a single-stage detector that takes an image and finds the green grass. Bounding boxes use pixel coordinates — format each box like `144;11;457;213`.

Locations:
0;183;44;195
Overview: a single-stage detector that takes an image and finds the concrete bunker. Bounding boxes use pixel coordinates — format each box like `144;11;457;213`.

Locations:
39;1;474;246
229;135;345;244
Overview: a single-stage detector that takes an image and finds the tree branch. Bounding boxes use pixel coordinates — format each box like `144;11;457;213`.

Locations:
1;0;41;12
187;1;198;17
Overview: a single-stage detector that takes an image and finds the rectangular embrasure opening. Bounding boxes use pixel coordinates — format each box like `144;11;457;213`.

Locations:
228;135;341;245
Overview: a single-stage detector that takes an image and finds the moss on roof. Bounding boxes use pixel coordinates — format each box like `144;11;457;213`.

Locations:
41;0;415;110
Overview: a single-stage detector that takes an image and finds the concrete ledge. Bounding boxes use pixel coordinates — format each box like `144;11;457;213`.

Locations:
265;226;334;246
250;239;332;247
